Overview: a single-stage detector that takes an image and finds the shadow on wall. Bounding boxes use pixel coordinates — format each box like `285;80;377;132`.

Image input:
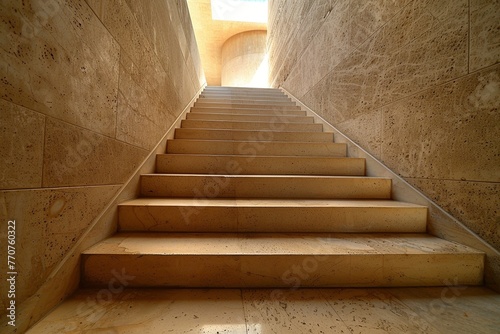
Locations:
221;30;269;87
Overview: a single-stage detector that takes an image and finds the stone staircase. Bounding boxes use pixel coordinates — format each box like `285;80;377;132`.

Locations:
81;86;484;288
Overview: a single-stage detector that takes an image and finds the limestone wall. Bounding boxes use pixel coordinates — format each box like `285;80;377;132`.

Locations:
0;0;204;330
268;0;499;250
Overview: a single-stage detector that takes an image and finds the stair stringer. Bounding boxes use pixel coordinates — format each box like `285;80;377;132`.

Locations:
281;87;500;292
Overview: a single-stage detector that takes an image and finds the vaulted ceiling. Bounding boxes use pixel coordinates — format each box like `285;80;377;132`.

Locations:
187;0;267;86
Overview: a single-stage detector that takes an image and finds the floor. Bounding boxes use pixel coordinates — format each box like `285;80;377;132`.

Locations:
29;287;499;333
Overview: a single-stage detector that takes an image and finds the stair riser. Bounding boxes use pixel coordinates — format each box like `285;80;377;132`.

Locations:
196;100;296;105
166;140;346;157
202;89;283;94
82;253;483;288
140;175;392;199
118;205;427;233
174;129;334;142
194;102;301;110
186;113;314;123
157;155;362;175
181;120;323;132
197;98;292;104
190;107;306;116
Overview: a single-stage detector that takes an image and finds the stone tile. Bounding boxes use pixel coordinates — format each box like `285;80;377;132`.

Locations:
0;99;45;189
380;64;500;182
116;52;175;150
407;178;500;250
389;287;500;334
26;287;500;333
336;109;383;157
360;1;437;56
0;185;119;308
270;0;336;88
124;0;197;98
470;0;500;72
0;0;119;136
323;289;442;333
27;289;247;333
43;118;147;187
285;0;351;98
298;0;469;122
348;0;412;49
242;289;350;333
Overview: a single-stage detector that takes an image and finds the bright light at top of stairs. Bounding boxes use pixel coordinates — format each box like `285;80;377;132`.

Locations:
211;0;268;23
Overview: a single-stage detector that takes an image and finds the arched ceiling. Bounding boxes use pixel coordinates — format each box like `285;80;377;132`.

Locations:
187;0;267;86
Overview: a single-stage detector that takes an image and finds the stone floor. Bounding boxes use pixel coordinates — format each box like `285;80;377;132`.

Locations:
29;287;499;333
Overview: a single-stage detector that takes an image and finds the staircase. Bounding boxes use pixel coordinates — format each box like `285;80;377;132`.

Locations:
81;86;484;288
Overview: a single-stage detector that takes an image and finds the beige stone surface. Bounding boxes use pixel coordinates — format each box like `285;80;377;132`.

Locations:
186;112;312;123
180;119;323;131
0;185;119;308
43;118;148;187
157;155;364;175
81;232;483;287
27;287;500;334
141;174;392;199
470;0;500;72
116;52;175;149
166;139;346;156
408;178;500;250
0;99;45;189
118;198;426;233
269;0;500;271
174;128;333;142
0;0;120;136
0;0;204;331
380;65;500;182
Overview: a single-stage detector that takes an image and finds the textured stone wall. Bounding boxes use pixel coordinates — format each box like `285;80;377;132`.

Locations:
0;0;204;329
268;0;499;250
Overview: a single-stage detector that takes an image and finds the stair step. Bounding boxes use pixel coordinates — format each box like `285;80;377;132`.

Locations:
166;140;346;156
186;112;314;123
81;232;484;288
196;99;296;106
157;154;363;175
197;98;292;104
174;128;334;142
140;174;392;199
118;198;427;233
190;107;306;115
204;87;282;94
198;95;291;102
181;120;323;132
194;102;301;110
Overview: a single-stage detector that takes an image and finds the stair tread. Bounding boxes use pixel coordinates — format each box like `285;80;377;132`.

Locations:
83;232;484;256
167;139;339;145
174;128;333;142
175;129;332;135
187;113;312;119
142;173;386;179
157;153;358;161
191;107;302;112
119;198;426;208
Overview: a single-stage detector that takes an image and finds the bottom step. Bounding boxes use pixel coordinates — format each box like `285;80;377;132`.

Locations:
82;233;484;288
